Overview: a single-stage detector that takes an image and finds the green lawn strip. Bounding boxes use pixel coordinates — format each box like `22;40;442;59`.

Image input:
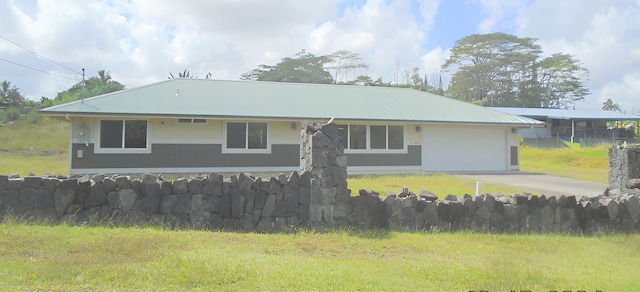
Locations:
348;173;531;196
520;145;609;183
2;223;639;291
0;152;68;176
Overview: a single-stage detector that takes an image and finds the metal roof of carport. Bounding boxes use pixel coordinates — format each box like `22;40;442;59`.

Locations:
490;107;640;121
41;78;543;126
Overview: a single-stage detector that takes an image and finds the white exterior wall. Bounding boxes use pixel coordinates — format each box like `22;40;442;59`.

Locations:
420;125;512;172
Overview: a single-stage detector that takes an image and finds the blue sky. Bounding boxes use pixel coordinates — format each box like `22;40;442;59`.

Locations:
428;0;485;49
1;0;639;112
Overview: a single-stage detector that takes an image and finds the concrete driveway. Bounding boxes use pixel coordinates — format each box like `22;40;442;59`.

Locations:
454;172;607;198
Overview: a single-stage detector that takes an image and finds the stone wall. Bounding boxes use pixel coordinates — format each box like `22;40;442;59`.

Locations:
300;122;349;227
609;146;640;193
2;127;640;234
2;172;640;234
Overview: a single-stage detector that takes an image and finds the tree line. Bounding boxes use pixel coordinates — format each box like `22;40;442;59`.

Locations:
239;33;592;109
1;70;124;123
3;32;631;124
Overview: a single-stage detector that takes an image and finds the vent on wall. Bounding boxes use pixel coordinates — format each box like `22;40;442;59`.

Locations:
510;146;519;166
178;118;207;124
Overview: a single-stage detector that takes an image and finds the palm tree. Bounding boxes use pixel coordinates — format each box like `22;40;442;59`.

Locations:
0;80;23;108
168;69;195;79
602;98;622;112
97;69;112;86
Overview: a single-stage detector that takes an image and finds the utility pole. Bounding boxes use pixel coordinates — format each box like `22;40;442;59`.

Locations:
81;68;85;103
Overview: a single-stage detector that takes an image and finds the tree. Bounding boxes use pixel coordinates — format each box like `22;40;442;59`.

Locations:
1;80;24;108
241;50;334;84
168;70;212;79
169;69;193;79
602;98;622;112
442;33;589;108
348;75;384;86
54;70;125;104
536;53;589;108
325;50;369;84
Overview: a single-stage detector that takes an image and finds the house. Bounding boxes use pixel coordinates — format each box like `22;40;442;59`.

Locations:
40;79;542;175
490;107;640;145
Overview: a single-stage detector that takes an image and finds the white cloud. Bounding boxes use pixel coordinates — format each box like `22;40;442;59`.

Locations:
2;0;639;115
475;0;525;33
517;0;640;111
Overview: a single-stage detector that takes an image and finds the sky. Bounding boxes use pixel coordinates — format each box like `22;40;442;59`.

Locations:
1;0;639;112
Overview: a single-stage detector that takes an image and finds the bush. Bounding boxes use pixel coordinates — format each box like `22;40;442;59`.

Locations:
3;107;20;122
25;112;42;124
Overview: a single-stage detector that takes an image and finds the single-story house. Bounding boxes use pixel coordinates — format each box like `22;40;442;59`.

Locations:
40;79;542;175
490;107;640;144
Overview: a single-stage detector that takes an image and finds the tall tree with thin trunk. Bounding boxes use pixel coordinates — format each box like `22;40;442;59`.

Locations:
442;33;589;108
324;50;369;84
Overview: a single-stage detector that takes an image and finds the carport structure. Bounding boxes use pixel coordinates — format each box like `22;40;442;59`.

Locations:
491;107;640;145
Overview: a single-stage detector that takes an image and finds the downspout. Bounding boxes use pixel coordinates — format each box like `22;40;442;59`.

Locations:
571;120;575;143
66;114;73;176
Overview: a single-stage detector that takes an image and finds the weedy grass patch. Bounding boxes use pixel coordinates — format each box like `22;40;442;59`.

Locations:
520;145;609;183
1;222;639;291
348;173;530;196
0;152;67;176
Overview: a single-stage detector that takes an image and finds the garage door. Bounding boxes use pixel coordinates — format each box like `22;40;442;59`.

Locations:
421;126;507;172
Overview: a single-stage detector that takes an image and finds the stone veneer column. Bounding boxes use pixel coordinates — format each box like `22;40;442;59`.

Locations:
609;146;640;192
300;122;350;227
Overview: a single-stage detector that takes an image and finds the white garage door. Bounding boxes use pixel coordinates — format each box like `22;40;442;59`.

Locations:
421;126;508;172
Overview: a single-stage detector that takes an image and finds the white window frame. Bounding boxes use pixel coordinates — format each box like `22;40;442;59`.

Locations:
95;119;150;154
222;121;271;154
340;124;406;154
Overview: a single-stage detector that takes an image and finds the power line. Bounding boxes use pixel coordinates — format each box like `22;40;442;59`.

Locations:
0;57;76;81
0;35;81;75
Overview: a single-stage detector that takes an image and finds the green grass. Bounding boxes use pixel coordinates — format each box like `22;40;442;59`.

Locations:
0;118;629;290
0;116;69;152
0;152;68;176
0;117;69;176
520;145;609;183
1;221;638;291
348;173;530;197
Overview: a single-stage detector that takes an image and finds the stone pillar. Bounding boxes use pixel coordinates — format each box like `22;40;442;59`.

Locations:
300;122;349;227
609;146;640;192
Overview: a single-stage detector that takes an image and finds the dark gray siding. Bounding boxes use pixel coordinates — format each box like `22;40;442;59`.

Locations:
71;143;421;169
72;144;299;169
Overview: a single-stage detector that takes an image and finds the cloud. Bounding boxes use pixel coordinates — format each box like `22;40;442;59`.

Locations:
2;0;639;115
475;0;525;33
517;0;640;111
309;0;437;83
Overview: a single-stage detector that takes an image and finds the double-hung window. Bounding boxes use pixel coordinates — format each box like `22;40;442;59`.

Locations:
338;124;405;152
99;120;148;151
225;122;268;152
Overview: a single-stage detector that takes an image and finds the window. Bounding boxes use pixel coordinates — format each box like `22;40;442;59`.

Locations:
226;122;267;150
338;124;405;151
388;125;404;149
349;125;367;149
100;120;147;149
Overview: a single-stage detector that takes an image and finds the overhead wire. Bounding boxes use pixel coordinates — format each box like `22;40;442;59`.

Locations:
0;35;82;75
0;57;76;81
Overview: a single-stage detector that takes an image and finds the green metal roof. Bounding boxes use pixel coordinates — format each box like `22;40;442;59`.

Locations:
41;79;542;126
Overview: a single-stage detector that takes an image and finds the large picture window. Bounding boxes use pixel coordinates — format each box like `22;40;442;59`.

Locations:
338;124;405;151
99;120;147;149
226;122;268;150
